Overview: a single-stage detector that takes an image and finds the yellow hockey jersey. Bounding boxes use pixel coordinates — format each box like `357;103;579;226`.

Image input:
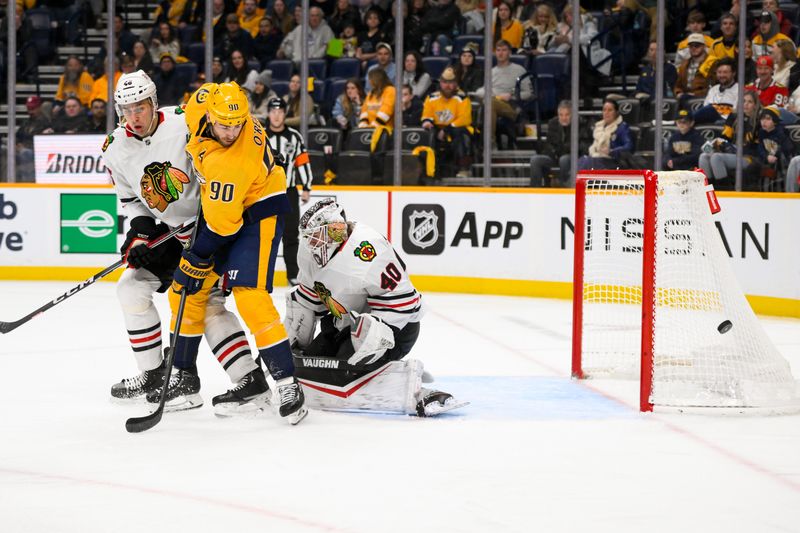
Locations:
184;83;287;238
421;91;472;129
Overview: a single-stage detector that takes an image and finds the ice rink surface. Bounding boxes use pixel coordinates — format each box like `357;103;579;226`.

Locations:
1;281;799;533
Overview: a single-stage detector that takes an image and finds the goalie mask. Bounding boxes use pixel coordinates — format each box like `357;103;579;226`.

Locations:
300;199;349;267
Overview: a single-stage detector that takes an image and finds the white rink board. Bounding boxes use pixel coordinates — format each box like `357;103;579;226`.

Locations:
0;186;798;303
33;134;111;185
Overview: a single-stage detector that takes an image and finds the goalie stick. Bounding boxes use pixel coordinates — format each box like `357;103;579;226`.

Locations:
0;221;195;335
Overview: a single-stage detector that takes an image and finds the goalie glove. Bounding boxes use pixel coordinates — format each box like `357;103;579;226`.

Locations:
348;311;395;366
171;249;214;295
284;287;318;349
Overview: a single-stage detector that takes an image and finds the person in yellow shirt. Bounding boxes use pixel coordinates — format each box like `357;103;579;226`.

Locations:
89;61;122;103
170;82;307;424
154;0;189;27
421;67;473;177
238;0;265;37
699;13;738;79
359;68;396;132
55;56;95;109
493;1;524;50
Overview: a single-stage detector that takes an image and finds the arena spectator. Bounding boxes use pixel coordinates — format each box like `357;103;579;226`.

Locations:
672;10;713;67
270;0;295;35
55;56;95;110
421;67;474;178
333;78;365;131
359;68;396;132
493;1;524;51
355;7;386;67
217;13;254;59
474;40;532;148
239;0;265;37
206;55;224;83
752;10;790;58
53;96;91;134
665;109;704;170
784;154;800;192
283;73;317;127
154;0;188;27
253;16;282;66
693;58;739;124
457;0;485;35
249;70;277;124
401;51;430;99
745;56;790;124
365;42;396;91
131;41;155;75
88;59;122;103
549;4;610;89
339;21;359;58
225;49;259;92
699;13;737;80
153;53;188;106
453;42;484;95
529;100;590;187
113;14;138;57
15;96;53;181
755;0;793;38
755;105;795;190
771;40;800;94
88;98;107;133
396;84;421;127
674;33;710;104
698;91;761;190
419;0;461;55
329;0;362;36
577;98;634;171
521;3;558;56
633;40;677;100
150;22;181;63
277;6;333;64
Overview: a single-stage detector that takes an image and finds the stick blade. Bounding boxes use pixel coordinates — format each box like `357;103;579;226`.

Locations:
125;410;164;433
0;322;15;334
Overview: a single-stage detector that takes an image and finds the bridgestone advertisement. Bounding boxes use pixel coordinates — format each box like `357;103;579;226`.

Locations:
34;135;110;185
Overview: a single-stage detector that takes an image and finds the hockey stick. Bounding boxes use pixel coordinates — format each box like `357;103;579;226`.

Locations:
125;286;189;433
0;222;194;335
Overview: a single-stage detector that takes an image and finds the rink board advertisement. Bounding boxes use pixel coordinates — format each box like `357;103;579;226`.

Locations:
0;185;798;316
33;135;111;185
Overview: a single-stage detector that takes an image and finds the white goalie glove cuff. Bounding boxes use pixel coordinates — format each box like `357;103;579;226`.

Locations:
284;287;317;349
348;311;395;366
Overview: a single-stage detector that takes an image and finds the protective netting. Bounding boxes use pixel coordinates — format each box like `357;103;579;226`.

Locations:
577;171;799;408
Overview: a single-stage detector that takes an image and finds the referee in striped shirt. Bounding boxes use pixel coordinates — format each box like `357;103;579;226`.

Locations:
266;97;313;286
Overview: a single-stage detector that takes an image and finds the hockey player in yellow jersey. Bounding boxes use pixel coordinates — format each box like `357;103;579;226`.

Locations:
167;81;307;424
421;67;474;178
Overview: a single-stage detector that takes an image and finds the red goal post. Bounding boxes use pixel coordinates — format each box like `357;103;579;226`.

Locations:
571;170;799;413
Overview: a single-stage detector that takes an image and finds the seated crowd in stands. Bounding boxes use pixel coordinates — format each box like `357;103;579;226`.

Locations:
6;0;800;190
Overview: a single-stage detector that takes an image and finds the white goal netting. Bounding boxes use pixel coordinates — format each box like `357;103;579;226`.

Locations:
577;170;799;409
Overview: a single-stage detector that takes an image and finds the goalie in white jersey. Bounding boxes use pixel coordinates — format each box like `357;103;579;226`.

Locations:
102;70;265;409
284;199;466;416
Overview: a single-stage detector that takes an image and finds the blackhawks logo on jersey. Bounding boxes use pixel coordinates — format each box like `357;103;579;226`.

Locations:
101;134;114;152
140;161;191;212
354;241;376;262
313;281;347;319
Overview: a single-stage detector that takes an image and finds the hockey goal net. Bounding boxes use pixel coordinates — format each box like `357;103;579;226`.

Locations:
572;169;799;412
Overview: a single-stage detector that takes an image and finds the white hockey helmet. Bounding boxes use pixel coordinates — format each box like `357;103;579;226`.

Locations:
114;69;158;118
299;199;349;267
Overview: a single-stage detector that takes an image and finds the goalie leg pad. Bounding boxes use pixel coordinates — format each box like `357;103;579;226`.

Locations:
298;359;424;415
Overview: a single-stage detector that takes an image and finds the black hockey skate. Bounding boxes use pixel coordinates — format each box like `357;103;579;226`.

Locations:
212;369;271;417
275;377;308;425
415;389;469;417
110;361;165;401
146;367;203;412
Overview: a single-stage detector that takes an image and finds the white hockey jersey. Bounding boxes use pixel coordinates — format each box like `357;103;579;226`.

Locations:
101;107;199;234
296;223;424;330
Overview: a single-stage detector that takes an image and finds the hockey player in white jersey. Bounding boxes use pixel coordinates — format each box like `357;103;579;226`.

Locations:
284;199;467;416
102;70;267;410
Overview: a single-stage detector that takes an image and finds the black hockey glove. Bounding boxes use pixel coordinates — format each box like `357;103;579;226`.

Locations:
121;217;171;269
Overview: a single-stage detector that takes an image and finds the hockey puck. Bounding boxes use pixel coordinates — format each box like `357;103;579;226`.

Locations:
717;320;733;334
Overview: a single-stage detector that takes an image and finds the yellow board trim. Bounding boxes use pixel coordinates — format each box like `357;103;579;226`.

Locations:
0;268;796;317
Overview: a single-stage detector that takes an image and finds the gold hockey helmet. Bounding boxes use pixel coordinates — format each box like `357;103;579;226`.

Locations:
206;82;249;126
